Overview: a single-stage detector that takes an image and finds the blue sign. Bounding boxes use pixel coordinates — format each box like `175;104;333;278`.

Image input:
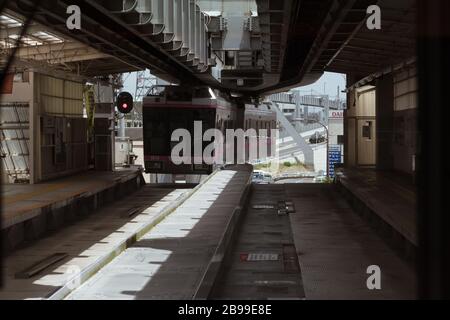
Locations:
328;145;342;178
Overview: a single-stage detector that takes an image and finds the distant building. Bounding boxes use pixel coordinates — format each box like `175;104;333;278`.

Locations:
328;110;344;146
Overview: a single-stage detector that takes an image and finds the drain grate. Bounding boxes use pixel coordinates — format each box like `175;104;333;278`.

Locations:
15;253;68;279
277;200;296;215
240;253;279;262
252;204;275;210
277;201;287;215
285;201;296;213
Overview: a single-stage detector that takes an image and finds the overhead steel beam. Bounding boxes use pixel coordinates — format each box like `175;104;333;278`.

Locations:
0;24;49;37
7;0;210;84
14;41;92;56
23;52;110;63
352;36;415;46
257;0;357;95
344;44;413;57
256;0;292;74
322;2;374;71
6;0;163;75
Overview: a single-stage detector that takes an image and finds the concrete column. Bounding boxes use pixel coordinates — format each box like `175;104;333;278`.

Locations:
344;74;356;168
344;72;366;168
375;74;394;171
30;71;41;183
417;0;450;299
29;72;36;184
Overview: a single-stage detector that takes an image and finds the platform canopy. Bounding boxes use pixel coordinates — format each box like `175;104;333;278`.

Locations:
1;0;418;94
323;0;417;78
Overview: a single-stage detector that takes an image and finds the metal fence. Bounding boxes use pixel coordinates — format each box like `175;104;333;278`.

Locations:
0;103;30;183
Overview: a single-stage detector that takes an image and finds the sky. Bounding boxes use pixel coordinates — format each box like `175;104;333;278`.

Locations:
296;72;346;100
123;71;346;101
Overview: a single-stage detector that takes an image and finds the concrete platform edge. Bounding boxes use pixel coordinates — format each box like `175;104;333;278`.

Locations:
2;171;146;254
47;171;219;300
193;174;253;300
336;178;417;263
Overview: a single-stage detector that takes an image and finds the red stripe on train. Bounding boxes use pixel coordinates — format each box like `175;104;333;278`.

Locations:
143;103;218;109
144;155;206;161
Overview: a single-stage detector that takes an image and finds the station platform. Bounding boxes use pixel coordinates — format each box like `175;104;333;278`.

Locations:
0;184;190;299
66;165;252;300
335;168;417;260
0;165;252;300
286;183;416;299
1;168;145;253
0;167;416;300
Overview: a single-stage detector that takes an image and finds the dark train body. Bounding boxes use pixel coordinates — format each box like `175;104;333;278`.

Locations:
143;85;276;174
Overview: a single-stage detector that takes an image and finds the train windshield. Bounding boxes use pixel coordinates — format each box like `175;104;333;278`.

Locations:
143;107;215;156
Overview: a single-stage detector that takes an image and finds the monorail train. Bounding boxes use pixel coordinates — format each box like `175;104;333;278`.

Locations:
143;85;276;175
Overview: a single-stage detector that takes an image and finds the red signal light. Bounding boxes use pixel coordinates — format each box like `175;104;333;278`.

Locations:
117;92;133;114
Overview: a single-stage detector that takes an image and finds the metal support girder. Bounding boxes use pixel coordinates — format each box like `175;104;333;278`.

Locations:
188;0;197;64
303;0;359;76
7;0;172;77
11;0;211;84
14;41;94;56
257;0;357;95
0;24;50;38
343;44;413;58
180;0;191;57
95;0;210;73
28;52;110;64
256;0;292;73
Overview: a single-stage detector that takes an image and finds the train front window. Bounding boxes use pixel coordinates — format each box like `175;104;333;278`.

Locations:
144;109;170;155
144;107;215;157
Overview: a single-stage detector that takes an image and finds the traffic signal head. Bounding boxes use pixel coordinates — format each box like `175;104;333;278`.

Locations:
117;91;133;114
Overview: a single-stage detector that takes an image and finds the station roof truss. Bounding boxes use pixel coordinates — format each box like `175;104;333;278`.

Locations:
0;8;144;77
4;0;209;85
312;0;417;78
259;0;417;95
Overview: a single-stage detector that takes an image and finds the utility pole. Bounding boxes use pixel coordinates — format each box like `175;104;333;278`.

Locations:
113;74;126;138
315;121;329;178
135;70;158;101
